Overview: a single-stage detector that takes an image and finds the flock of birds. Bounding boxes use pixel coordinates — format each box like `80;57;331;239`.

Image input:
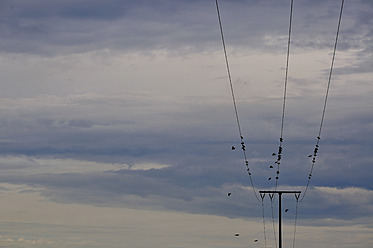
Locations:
231;144;314;182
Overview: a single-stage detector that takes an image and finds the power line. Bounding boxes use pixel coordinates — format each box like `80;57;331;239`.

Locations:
215;0;261;202
292;196;300;248
274;0;294;191
270;194;278;248
299;0;345;202
260;194;268;248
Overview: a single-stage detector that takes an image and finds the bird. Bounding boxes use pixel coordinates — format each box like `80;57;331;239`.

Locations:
285;209;289;212
272;153;276;156
269;165;273;168
308;154;312;157
231;146;236;150
254;239;258;242
228;192;231;196
234;233;239;237
268;177;272;181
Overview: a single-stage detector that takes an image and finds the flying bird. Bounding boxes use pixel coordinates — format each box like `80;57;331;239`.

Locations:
254;239;258;242
272;153;276;156
234;233;239;237
285;209;289;212
228;192;231;196
269;165;273;168
231;146;236;150
268;177;272;181
308;154;312;157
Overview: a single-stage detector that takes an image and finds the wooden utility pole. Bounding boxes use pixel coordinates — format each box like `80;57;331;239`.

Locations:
259;190;301;248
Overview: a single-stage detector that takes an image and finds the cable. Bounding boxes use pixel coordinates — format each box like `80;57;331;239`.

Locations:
215;0;261;202
274;0;294;191
261;194;268;248
299;0;345;202
292;195;300;248
270;194;278;248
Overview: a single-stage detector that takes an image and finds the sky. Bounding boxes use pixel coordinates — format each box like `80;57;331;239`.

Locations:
0;0;372;247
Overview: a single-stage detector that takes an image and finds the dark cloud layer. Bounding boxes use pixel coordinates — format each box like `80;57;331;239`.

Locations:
1;0;371;56
0;92;371;223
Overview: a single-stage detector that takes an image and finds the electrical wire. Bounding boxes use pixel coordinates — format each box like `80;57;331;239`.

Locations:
270;194;278;248
299;0;345;202
274;0;294;191
215;0;261;202
292;195;300;248
261;194;268;248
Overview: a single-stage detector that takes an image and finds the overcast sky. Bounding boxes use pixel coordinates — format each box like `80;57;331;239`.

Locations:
0;0;372;247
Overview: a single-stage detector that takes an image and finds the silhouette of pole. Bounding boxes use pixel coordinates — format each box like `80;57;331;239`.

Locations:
259;190;301;248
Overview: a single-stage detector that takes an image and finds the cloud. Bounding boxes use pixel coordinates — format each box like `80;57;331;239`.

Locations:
1;0;370;56
0;152;372;227
0;0;221;55
0;1;372;247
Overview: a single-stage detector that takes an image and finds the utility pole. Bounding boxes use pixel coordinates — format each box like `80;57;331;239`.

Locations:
259;190;301;248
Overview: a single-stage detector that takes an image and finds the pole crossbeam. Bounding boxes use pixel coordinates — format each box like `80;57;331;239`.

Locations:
259;191;301;248
259;191;301;194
